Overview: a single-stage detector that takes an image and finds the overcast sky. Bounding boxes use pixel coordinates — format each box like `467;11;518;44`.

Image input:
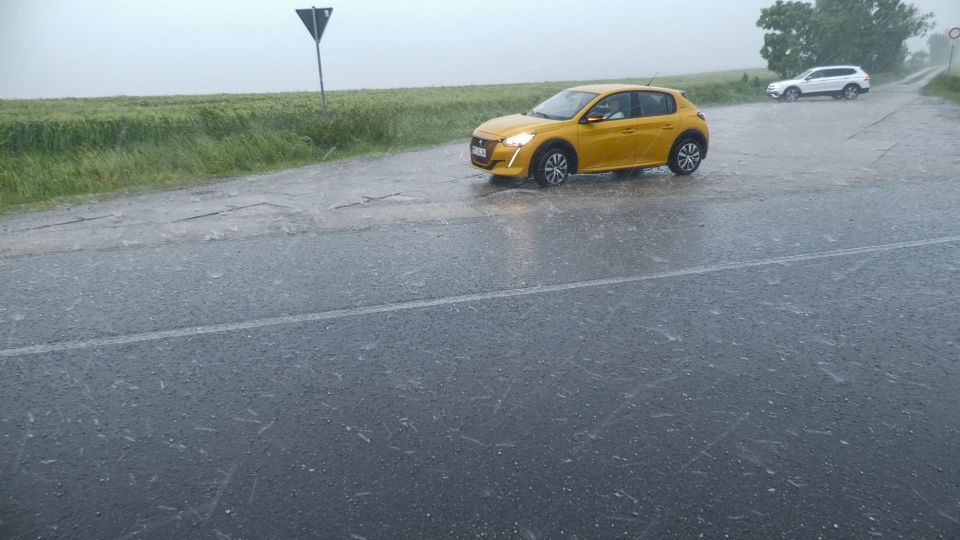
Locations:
1;0;958;99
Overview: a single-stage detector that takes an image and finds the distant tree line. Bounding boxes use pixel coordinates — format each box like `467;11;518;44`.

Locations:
756;0;934;77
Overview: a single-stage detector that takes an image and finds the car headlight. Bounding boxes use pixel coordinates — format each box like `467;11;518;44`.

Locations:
502;133;535;147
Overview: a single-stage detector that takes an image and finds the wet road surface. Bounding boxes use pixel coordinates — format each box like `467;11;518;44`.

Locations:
2;72;960;538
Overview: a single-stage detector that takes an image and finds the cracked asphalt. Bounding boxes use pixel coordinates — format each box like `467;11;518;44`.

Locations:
2;70;960;538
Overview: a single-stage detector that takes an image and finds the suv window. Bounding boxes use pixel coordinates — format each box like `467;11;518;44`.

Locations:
808;70;827;79
826;68;855;77
635;91;676;117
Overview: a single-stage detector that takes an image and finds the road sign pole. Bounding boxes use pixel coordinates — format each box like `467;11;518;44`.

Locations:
949;44;956;77
311;7;328;122
296;6;333;119
950;27;960;78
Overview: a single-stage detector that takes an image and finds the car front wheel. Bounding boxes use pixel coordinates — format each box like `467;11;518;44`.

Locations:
843;84;860;100
780;87;800;102
668;139;703;176
533;148;571;187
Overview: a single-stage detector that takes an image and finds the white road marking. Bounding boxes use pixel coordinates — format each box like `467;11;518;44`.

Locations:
2;234;958;358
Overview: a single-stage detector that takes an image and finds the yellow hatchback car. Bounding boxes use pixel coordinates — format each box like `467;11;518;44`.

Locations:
470;84;709;187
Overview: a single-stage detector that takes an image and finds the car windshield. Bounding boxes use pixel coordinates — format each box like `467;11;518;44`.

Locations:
528;90;598;120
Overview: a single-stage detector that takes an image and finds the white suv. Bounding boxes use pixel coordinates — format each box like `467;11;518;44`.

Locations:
766;65;871;102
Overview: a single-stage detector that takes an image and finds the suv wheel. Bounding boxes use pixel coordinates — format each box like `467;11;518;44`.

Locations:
842;84;860;100
668;139;703;176
533;148;571;187
781;87;800;102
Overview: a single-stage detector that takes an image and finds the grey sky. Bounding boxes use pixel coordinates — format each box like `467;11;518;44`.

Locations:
1;0;958;99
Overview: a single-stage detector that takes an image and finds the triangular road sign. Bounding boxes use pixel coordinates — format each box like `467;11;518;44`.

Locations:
296;7;333;42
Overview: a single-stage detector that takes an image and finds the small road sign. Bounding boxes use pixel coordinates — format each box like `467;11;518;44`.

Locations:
949;28;960;76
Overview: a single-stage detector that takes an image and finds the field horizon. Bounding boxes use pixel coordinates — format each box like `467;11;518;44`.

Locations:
1;67;774;103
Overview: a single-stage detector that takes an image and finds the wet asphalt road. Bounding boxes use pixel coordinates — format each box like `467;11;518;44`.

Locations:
3;78;960;538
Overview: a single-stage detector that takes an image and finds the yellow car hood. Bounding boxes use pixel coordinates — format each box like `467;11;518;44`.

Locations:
474;114;562;139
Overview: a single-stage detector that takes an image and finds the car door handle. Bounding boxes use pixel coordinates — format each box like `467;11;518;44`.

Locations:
621;128;635;134
662;124;675;130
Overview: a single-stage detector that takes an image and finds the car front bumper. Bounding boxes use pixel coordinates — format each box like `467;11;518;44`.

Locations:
468;135;533;177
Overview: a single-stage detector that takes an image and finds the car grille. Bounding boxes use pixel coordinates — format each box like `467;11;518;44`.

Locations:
470;136;497;165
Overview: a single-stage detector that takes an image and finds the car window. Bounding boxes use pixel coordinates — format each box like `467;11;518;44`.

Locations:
635;92;676;117
808;70;827;79
585;92;632;121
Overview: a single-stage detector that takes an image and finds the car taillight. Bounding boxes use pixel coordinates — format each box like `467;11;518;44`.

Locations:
697;111;706;122
865;75;872;81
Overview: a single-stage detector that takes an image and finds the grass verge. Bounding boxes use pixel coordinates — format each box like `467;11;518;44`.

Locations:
0;69;778;212
922;73;960;105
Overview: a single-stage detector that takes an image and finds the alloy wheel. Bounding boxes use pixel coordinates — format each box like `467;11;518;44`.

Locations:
678;142;701;173
543;152;568;185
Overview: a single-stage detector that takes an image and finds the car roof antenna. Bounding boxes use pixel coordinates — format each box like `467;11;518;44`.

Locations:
645;70;660;86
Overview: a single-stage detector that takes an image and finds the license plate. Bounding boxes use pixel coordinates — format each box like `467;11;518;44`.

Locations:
471;145;487;159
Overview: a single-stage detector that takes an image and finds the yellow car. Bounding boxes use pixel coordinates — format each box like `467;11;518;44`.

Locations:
469;84;709;187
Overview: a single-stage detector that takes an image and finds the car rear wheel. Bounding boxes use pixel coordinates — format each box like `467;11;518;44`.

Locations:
533;148;571;187
843;84;860;100
668;139;703;176
781;87;800;102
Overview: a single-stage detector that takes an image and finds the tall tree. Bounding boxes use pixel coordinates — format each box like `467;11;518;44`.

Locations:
817;0;934;71
758;0;934;76
757;1;819;77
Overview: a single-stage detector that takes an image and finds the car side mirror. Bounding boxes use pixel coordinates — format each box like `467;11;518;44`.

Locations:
581;114;607;124
804;76;812;81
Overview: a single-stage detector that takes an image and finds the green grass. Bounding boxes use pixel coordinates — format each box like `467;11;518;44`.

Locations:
0;69;777;212
922;73;960;105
